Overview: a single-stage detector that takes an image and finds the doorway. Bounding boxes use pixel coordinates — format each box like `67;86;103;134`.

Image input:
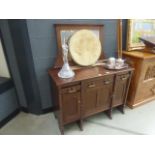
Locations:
0;29;19;127
0;37;11;79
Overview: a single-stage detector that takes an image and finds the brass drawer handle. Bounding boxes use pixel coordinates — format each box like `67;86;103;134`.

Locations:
68;88;77;93
151;88;155;95
104;81;111;85
78;100;81;104
121;77;128;81
88;83;95;88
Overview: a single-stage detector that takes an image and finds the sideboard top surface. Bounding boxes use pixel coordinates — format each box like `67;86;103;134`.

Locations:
123;51;155;59
48;66;134;87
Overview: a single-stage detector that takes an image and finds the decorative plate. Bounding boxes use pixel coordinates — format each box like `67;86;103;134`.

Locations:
69;29;101;66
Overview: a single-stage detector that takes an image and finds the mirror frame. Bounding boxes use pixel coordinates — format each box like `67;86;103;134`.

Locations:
54;24;104;68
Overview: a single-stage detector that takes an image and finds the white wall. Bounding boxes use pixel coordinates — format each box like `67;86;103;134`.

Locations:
0;39;10;78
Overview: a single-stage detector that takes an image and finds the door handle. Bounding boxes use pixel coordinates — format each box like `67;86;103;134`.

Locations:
68;88;76;93
121;77;128;81
151;88;155;95
104;81;111;85
88;83;95;88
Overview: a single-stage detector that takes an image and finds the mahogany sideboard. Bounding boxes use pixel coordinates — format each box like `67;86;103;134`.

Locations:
48;66;133;134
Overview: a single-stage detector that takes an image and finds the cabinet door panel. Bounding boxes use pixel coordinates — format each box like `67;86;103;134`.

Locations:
112;73;129;107
62;92;81;124
83;76;114;116
83;88;98;116
97;78;113;110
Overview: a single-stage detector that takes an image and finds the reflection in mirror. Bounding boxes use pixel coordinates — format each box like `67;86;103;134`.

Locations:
60;29;100;46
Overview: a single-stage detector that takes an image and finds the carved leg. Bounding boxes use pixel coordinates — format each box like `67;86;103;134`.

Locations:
77;120;83;131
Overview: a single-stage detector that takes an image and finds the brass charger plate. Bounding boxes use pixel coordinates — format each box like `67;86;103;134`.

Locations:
69;29;101;66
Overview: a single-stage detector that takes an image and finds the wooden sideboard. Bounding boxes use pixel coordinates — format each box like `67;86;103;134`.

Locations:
48;66;133;134
123;51;155;108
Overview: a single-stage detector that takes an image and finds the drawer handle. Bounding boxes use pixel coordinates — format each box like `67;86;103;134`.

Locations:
121;77;128;81
88;83;95;88
151;88;155;95
68;88;77;93
104;81;111;85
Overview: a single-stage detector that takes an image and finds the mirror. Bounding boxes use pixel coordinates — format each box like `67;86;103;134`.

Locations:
54;24;104;68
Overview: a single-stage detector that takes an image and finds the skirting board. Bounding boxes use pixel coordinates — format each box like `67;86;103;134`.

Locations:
0;108;20;128
42;106;56;114
20;106;56;114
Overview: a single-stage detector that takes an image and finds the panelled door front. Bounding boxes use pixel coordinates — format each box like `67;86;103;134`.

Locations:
82;79;100;117
96;75;114;111
61;85;81;124
112;73;130;107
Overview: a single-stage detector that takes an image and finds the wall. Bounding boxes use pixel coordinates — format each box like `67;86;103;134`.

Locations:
8;20;42;114
27;19;121;109
0;20;23;125
0;39;10;78
0;20;27;108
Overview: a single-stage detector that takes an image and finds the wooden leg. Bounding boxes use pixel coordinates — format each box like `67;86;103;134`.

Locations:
77;120;83;131
58;111;64;135
105;109;112;119
108;109;112;119
60;126;64;135
59;120;64;135
117;105;125;114
54;112;57;119
121;106;125;114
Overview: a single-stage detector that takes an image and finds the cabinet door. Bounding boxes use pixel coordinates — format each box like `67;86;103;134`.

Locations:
83;80;100;116
61;85;81;124
112;73;130;107
97;76;114;110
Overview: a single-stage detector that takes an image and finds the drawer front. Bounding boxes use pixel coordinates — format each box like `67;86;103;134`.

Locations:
62;85;81;94
116;73;130;82
83;79;100;90
83;75;114;90
100;75;114;86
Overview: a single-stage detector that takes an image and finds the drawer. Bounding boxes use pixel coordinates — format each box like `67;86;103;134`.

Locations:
101;75;114;85
83;79;100;90
61;85;81;94
116;73;130;82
